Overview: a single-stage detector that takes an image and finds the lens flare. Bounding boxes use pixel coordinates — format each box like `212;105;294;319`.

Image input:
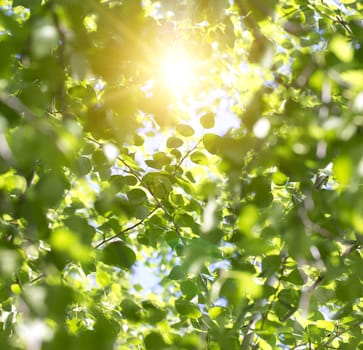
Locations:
160;47;195;95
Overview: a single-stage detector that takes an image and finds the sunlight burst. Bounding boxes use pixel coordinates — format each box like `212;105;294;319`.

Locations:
160;47;195;95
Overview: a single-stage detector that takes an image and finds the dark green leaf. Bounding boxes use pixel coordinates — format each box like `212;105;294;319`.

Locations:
102;242;136;269
144;332;167;350
261;255;281;276
168;265;186;280
121;299;142;322
142;300;167;324
127;188;147;205
174;299;202;319
75;156;92;176
180;280;198;300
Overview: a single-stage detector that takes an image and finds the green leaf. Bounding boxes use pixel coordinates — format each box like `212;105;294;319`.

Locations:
333;155;352;189
143;172;172;198
200;112;215;129
50;227;91;262
175;213;197;229
64;216;95;244
68;84;97;104
96;268;111;287
144;332;167;350
167;136;183;148
46;285;75;319
246;176;273;207
168;265;186;280
75;156;92;176
165;230;179;248
176;124;194;137
283;269;304;285
146;152;171;169
2;2;362;348
102;242;136;269
261;255;281;276
237;204;258;234
110;175;137;189
203;133;220;154
278;289;300;309
208;306;225;320
127;188;147;205
142;300;167;324
180;279;198;300
272;171;288;185
174;299;202;319
121;299;142;322
336;277;363;302
330;35;353;63
190;151;209;165
35;171;69;207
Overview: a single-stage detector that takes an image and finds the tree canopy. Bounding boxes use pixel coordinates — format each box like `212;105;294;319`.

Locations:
1;0;363;349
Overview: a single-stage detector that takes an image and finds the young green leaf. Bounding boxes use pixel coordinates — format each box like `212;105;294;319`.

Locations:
200;112;215;129
167;136;184;148
176;124;194;137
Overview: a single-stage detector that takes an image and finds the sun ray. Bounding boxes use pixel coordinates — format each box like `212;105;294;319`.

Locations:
159;46;195;96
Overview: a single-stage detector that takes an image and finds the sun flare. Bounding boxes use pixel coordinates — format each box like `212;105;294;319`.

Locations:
159;47;195;95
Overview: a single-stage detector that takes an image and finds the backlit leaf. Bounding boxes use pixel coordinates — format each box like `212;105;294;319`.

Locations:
200;112;215;129
175;299;202;319
102;242;136;269
176;124;194;137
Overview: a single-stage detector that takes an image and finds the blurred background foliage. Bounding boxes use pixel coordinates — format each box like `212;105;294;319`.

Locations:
0;0;363;349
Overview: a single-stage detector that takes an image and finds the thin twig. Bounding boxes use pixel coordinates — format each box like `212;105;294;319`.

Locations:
95;206;159;248
0;93;36;122
30;274;45;284
297;207;334;239
0;93;53;139
316;322;362;350
313;2;352;34
280;5;308;19
172;138;202;177
303;274;324;294
87;136;183;240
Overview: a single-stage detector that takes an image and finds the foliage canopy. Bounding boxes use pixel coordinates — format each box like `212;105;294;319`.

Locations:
0;0;363;349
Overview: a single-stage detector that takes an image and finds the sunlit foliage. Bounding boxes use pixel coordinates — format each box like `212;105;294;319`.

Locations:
0;0;363;349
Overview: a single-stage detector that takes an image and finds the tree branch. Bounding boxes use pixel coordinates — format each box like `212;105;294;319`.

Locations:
95;206;159;248
0;93;36;122
316;322;361;350
87;136;183;240
297;206;334;239
172;138;202;177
